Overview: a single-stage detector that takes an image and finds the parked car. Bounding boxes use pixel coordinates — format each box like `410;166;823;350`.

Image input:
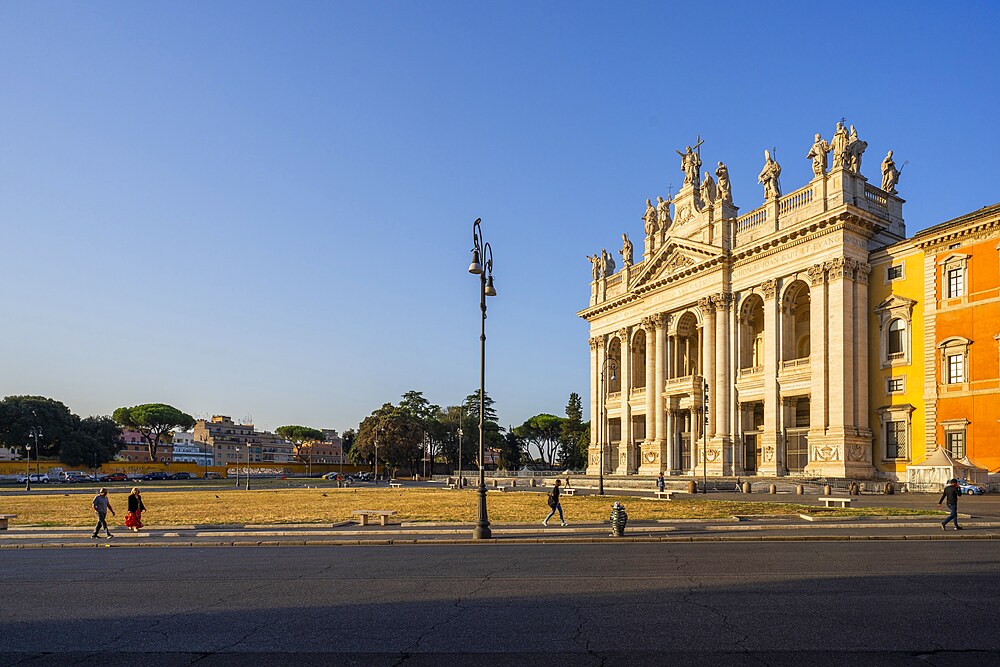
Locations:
98;472;129;482
16;473;50;484
142;472;170;481
957;479;986;495
170;472;194;480
322;472;341;480
202;472;222;479
61;471;91;483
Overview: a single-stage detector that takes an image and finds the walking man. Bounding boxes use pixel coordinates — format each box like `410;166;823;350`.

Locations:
92;488;115;539
938;478;963;531
656;472;665;493
543;479;567;527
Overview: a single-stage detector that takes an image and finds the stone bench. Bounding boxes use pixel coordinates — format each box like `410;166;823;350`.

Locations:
561;487;576;496
654;491;676;500
388;481;403;489
488;485;510;493
0;514;15;530
446;483;457;489
352;510;397;526
818;496;854;508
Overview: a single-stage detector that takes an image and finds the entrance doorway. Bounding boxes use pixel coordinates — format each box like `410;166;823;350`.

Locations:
743;433;759;473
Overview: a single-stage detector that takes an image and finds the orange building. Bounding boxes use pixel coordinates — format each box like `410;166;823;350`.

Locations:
914;203;1000;473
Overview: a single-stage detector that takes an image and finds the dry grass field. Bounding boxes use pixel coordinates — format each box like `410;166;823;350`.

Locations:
1;487;936;527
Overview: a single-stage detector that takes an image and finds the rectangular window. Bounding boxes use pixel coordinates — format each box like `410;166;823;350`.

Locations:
885;421;906;459
887;265;903;281
886;377;904;393
945;430;966;458
946;267;964;298
946;354;966;383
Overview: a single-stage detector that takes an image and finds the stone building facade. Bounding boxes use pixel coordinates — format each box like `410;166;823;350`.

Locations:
580;124;905;478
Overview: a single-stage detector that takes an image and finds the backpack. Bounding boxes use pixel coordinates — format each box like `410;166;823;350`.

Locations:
547;490;557;508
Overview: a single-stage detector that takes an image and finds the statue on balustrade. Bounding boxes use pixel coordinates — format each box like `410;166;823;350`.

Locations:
757;149;782;199
846;125;868;173
586;253;601;281
620;234;634;267
715;162;732;202
807;133;830;175
700;171;717;206
830;120;850;169
601;248;616;276
881;150;901;194
643;198;658;237
675;142;703;186
656;195;672;230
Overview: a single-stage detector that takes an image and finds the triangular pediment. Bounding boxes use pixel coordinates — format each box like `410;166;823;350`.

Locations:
874;294;917;312
632;236;723;288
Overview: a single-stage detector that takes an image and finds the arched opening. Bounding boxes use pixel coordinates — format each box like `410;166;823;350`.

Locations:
670;312;700;378
739;295;765;370
631;329;646;388
781;281;811;361
607;337;622;393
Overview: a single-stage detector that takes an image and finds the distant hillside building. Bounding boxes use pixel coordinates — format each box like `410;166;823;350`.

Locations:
117;428;174;462
193;416;260;465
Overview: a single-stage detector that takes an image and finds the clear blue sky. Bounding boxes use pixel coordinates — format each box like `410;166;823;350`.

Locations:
1;1;998;433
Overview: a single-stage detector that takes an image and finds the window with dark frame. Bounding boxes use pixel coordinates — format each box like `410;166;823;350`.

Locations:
887;265;903;280
945;430;966;458
885;421;906;459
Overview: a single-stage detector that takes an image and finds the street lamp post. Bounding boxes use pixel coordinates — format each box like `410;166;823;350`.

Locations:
373;430;379;484
25;443;31;492
25;426;42;492
457;419;463;489
235;447;240;488
703;380;709;494
598;356;618;496
246;444;251;491
469;217;497;540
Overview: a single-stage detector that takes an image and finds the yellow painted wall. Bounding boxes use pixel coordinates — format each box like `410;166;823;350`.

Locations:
868;243;925;479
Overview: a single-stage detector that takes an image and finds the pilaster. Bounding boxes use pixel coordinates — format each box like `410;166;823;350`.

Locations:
698;298;716;438
807;264;828;445
616;328;633;474
759;279;782;475
638;317;661;474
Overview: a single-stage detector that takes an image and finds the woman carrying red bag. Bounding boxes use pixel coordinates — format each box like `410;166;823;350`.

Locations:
124;487;146;532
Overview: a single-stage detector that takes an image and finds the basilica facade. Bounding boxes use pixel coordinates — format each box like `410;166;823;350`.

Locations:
580;123;907;478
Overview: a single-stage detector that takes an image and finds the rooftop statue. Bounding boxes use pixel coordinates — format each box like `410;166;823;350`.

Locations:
806;133;830;175
675;137;703;186
656;195;672;229
620;233;634;267
881;150;901;194
830;120;850;169
757;149;782;199
700;171;717;206
643;198;658;237
715;162;732;202
586;253;601;281
601;248;616;276
846;125;868;173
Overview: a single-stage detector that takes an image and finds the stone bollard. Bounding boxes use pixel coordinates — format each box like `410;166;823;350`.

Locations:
530;478;537;488
492;479;498;488
687;481;698;494
884;482;894;495
769;483;777;494
823;484;832;496
796;484;804;495
511;479;517;487
742;482;752;494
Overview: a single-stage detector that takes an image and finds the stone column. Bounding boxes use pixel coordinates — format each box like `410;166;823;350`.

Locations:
710;292;732;475
665;407;675;472
759;279;781;475
617;328;631;474
826;258;852;442
654;315;667;452
639;317;659;474
587;336;603;476
807;264;828;448
855;263;871;438
698;298;716;438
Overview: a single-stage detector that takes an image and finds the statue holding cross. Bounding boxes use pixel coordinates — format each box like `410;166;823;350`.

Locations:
675;136;704;187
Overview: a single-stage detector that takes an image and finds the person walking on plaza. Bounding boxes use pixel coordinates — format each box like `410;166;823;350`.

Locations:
543;479;566;527
91;488;115;539
656;472;665;493
124;487;146;532
938;478;963;531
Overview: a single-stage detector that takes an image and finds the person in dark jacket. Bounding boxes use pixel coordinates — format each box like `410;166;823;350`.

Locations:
938;478;963;531
124;487;147;532
543;479;566;527
656;472;665;493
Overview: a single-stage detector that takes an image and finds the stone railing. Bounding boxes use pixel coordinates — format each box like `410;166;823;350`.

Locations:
735;205;768;233
738;365;763;377
864;183;889;213
781;358;810;370
778;184;814;215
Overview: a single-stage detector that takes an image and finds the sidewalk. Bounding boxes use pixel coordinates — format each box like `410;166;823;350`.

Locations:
2;514;998;548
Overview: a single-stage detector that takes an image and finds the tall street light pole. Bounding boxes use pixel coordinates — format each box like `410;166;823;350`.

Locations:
457;415;463;489
25;443;31;492
26;426;42;492
599;356;618;496
235;447;240;488
246;442;251;491
469;217;496;540
703;380;709;494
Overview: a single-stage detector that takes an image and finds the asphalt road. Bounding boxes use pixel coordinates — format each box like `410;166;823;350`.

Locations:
1;542;998;665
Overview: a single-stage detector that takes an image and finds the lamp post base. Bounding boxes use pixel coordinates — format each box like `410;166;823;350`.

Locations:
473;484;491;539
